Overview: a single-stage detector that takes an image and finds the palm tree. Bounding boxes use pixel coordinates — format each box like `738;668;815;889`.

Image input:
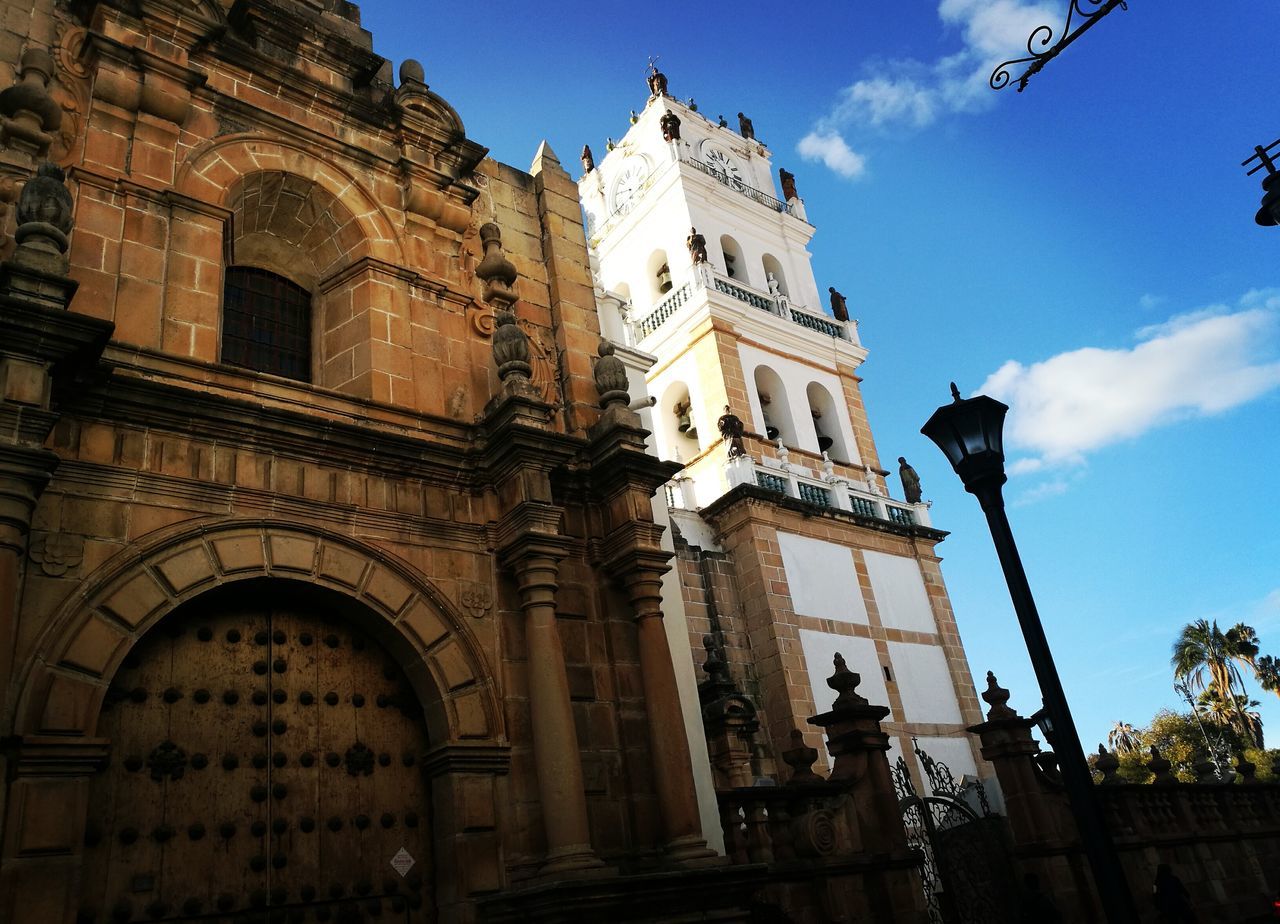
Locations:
1107;721;1142;755
1255;654;1280;700
1171;619;1261;747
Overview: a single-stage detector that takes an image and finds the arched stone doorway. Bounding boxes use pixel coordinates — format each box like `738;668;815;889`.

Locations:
78;580;435;923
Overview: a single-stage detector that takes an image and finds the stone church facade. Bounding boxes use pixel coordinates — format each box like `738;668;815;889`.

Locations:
0;0;941;922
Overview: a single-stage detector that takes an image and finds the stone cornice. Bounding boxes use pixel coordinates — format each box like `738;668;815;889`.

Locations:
419;741;511;779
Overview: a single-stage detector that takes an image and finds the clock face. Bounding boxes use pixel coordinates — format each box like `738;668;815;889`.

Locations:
703;145;743;185
610;158;649;212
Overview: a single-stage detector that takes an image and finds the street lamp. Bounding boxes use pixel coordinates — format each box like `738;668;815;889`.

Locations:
921;382;1137;923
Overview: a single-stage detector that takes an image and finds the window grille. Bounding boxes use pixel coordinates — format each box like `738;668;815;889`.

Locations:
222;266;312;382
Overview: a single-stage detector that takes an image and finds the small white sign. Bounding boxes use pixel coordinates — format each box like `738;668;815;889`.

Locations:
390;847;415;878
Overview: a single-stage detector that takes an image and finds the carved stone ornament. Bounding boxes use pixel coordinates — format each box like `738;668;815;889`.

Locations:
28;531;84;577
492;309;531;386
345;742;375;777
459;586;492;619
0;47;61;156
474;222;518;307
827;653;869;710
980;671;1017;721
147;740;188;782
593;340;630;409
16;161;74;257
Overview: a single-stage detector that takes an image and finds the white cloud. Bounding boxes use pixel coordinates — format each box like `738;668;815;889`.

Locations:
980;289;1280;469
1138;293;1166;311
797;131;867;180
802;0;1062;175
1011;477;1070;507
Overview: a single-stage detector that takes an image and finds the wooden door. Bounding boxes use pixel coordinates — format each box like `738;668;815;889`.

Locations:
80;589;434;923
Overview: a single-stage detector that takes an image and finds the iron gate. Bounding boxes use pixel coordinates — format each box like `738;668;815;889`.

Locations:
892;741;1016;924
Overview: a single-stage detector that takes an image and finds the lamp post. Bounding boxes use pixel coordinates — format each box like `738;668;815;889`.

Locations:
921;383;1136;923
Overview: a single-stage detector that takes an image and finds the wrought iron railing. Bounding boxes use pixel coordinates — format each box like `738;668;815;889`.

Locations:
683;157;787;213
638;282;692;337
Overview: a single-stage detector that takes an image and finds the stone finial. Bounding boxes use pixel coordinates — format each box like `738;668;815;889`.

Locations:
1193;757;1219;784
782;728;821;783
981;671;1018;721
474;222;518;308
827;653;868;710
399;59;426;85
1147;747;1176;784
1235;752;1258;783
0;47;61;158
701;634;730;686
1094;744;1120;784
491;309;531;387
10;162;74;275
592;340;629;410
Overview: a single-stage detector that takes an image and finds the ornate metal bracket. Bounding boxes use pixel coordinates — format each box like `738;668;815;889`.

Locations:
990;0;1128;93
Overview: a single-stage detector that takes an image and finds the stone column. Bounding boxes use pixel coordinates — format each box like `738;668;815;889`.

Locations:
511;548;605;876
0;446;58;697
621;562;718;863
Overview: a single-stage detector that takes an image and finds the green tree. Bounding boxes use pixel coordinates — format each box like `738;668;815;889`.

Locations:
1255;654;1280;699
1171;619;1260;746
1106;721;1141;755
1092;710;1280;784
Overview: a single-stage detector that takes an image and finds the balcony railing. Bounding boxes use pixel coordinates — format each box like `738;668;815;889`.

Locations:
714;277;775;313
638;282;692;337
683;157;792;214
751;464;919;526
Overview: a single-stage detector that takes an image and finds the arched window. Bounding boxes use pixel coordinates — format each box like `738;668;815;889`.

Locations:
762;254;789;297
657;380;702;461
720;234;748;284
221;266;312;382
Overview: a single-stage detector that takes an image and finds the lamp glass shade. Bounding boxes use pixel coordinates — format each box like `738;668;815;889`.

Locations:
921;392;1009;486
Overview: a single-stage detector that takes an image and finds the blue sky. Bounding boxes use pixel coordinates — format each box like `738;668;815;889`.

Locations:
356;1;1280;749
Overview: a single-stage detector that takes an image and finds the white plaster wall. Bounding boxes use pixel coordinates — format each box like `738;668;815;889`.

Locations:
738;342;861;464
864;551;938;634
886;641;963;725
778;533;866;623
913;735;981;795
800;630;890;719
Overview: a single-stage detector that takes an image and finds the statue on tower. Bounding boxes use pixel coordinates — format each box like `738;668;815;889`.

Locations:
686;227;708;264
718;406;746;459
646;61;669;99
660;110;682;143
717;114;728;128
737;112;755;140
898;457;923;504
779;168;798;201
828;286;849;322
581;145;595;173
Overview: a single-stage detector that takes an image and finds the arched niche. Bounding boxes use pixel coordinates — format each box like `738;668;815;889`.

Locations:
806;380;857;463
657;379;703;461
752;365;796;446
762;253;789;298
719;235;748;285
647;248;673;302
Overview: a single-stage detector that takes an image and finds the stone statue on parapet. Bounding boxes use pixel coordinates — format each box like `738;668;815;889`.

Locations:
828;286;849;322
660;110;681;143
898;456;922;504
717;406;746;459
766;273;781;297
646;62;668;99
580;145;595;173
779;168;798;201
737;112;755;140
686;226;707;264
